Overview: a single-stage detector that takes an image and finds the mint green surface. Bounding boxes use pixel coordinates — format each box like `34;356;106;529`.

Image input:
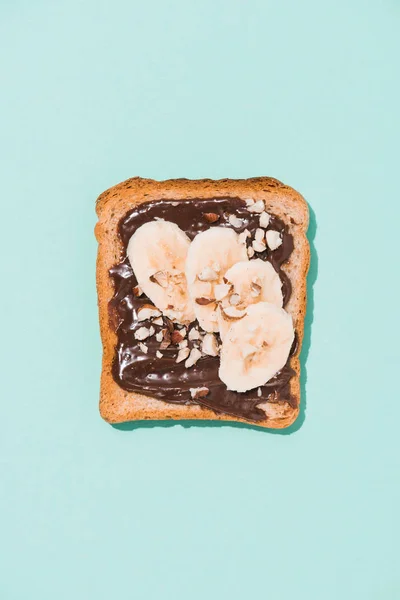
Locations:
1;1;400;599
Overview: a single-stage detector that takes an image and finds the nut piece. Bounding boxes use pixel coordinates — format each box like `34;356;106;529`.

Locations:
259;211;270;228
198;266;219;282
133;285;143;297
247;200;265;213
265;230;283;250
222;305;247;319
150;270;168;288
176;347;190;363
252;240;266;253
171;330;184;344
137;304;162;321
160;328;172;349
238;229;251;245
228;214;243;228
257;387;262;397
195;297;214;305
188;327;201;341
214;283;232;301
153;317;164;326
202;333;219;357
190;386;209;399
203;212;220;223
178;340;188;349
185;347;202;368
155;330;163;342
229;293;241;306
255;228;265;243
134;326;150;340
138;342;148;354
156;351;163;359
148;326;155;337
197;281;212;296
247;246;255;258
245;198;255;207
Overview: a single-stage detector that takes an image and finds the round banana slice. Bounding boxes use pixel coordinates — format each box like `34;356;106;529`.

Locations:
219;302;294;392
217;259;283;340
127;221;195;324
185;227;248;332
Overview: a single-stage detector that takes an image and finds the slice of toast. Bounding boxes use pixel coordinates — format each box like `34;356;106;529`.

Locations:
95;177;310;429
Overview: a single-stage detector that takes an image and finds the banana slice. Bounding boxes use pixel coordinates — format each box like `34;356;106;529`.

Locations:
218;259;283;340
127;221;195;324
185;227;248;332
219;302;294;392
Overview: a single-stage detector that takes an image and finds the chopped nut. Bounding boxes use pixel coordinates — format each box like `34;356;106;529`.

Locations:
228;214;243;228
178;327;187;338
188;327;201;341
134;326;150;340
203;212;220;223
259;211;270;228
266;230;283;250
250;282;262;297
171;202;179;206
238;229;251;245
222;305;247;319
245;198;255;207
201;333;219;357
257;387;262;397
155;330;163;342
247;199;265;213
153;317;164;326
198;266;219;282
178;339;188;349
229;293;241;306
137;304;162;321
247;246;255;258
195;297;214;305
148;326;155;337
164;318;175;333
197;281;212;296
190;386;209;399
252;240;266;253
171;330;184;344
160;328;172;349
255;228;265;243
150;270;168;288
176;347;190;363
138;342;148;354
133;285;143;297
214;283;232;301
156;350;163;359
185;347;202;368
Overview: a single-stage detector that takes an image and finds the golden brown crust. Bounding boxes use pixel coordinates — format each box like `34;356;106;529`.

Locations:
95;177;310;429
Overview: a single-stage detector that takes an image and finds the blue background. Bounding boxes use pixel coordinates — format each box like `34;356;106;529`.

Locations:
1;1;399;598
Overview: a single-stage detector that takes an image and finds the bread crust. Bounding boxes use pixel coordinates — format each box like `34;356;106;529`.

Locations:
95;177;310;428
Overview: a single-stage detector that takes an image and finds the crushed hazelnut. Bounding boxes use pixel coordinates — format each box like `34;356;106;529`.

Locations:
203;212;220;223
190;387;209;399
185;347;202;368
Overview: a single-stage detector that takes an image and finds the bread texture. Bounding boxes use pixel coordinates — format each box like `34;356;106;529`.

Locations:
95;177;310;428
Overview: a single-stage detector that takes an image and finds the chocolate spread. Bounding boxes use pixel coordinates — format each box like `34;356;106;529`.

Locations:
109;197;296;422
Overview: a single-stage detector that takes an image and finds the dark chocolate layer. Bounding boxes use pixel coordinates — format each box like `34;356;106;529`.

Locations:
109;197;295;422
